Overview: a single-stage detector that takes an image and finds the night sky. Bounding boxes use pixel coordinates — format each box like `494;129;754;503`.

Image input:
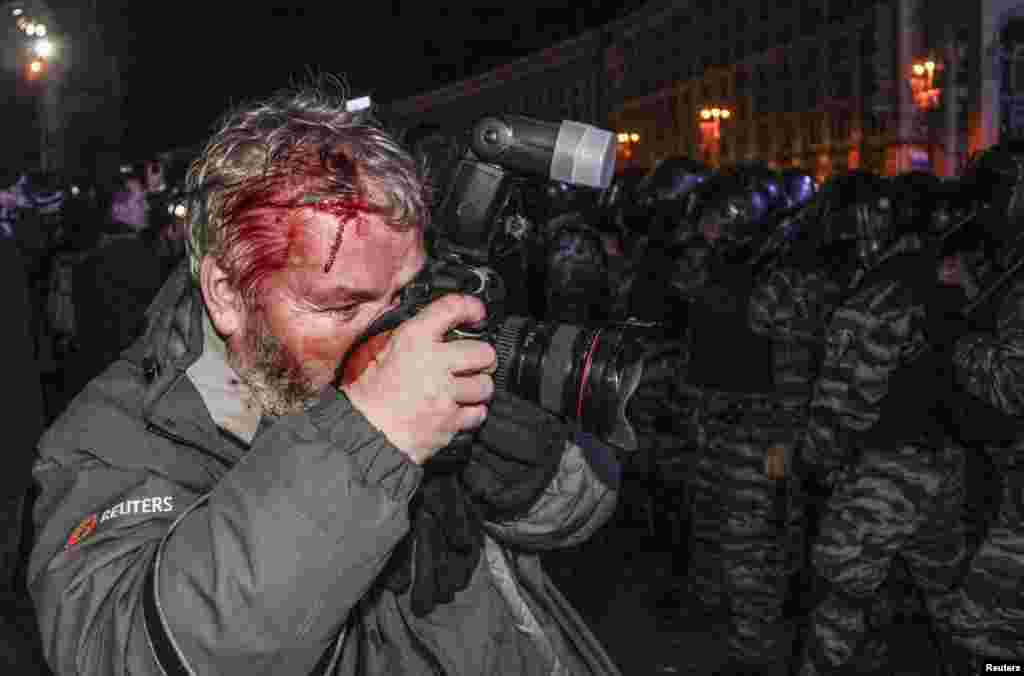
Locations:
97;2;649;158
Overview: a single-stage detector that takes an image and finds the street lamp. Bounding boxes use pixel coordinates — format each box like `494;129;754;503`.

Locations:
616;130;640;164
906;56;944;173
699;106;732;122
909;57;942;111
699;105;733;165
6;2;63;171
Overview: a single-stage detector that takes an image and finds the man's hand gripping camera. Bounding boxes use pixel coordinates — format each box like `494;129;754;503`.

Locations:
338;253;505;464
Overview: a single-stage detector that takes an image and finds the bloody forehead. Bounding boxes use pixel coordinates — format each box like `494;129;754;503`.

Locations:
299;194;384;273
220;179;385;299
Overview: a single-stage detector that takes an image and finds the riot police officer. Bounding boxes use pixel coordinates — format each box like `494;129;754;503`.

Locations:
618;157;711;324
673;166;794;675
540;210;610;323
745;168;841;666
795;170;968;676
780;169;818;213
941;144;1024;669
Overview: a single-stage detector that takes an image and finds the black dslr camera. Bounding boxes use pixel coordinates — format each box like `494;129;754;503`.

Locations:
345;115;676;458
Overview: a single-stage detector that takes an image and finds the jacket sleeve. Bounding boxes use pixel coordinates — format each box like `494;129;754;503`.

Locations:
29;387;422;676
953;281;1024;418
800;279;921;473
749;267;837;344
481;432;619;550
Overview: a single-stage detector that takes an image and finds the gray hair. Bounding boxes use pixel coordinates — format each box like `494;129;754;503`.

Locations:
185;76;431;300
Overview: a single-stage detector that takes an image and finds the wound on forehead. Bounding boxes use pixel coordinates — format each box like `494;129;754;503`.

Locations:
299;193;370;274
219;146;387;299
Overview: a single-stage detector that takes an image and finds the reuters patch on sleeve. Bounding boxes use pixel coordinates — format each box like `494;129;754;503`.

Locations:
65;514;98;549
62;494;177;550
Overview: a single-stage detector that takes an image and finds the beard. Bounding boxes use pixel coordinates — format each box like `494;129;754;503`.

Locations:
227;306;321;418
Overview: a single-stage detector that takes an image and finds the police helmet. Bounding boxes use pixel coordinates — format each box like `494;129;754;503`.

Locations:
780;169;817;211
961;142;1024;247
888;170;944;236
543;213;609;323
817;170;897;268
928;178;975;239
691;169;779;250
729;161;787;212
615;158;710;239
635;156;711;205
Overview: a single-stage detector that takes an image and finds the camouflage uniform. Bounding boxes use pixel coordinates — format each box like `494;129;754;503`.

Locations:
680;252;819;671
748;264;841;588
946;279;1024;660
796;241;968;675
673;245;735;618
622;234;709;593
686;262;838;671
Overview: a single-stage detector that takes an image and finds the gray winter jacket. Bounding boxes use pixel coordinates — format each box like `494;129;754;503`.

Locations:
28;262;622;675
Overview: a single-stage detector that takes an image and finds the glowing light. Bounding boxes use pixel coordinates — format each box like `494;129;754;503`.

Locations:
924;60;935;72
25;23;35;36
701;109;712;120
70;185;80;197
617;132;629;143
913;63;925;76
720;108;731;119
12;8;23;17
711;107;721;118
629;133;639;142
35;24;45;37
29;59;43;73
33;39;52;58
174;204;187;218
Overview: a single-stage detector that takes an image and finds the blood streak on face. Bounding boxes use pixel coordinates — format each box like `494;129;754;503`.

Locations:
230;207;426;416
223;189;375;302
218;144;382;303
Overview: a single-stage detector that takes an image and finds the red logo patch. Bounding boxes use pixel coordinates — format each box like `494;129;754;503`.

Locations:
65;514;97;549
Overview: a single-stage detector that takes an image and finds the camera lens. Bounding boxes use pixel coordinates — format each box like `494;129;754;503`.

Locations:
490;317;663;451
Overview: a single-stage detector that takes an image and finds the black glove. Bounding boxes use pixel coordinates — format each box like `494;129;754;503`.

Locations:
924;283;973;354
925;309;972;354
461;390;568;521
791;444;833;498
379;470;483;618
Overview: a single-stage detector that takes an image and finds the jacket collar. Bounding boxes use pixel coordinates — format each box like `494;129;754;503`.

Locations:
184;314;263;444
123;259;205;410
122;260;235;457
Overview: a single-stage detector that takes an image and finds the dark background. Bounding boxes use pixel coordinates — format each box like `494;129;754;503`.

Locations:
89;1;648;157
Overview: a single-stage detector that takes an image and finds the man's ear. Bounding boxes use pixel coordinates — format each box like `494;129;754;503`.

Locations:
199;256;245;337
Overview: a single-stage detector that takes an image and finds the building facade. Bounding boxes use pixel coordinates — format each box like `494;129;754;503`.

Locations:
385;0;1024;179
608;0;999;179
